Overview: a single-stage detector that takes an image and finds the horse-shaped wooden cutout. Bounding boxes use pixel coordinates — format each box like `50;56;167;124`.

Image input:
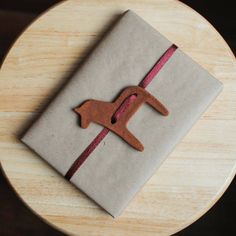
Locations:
74;86;169;151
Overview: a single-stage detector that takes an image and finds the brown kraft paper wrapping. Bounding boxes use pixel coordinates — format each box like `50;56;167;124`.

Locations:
21;10;223;217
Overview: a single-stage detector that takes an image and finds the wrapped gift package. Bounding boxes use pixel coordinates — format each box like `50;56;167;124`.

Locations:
21;10;223;217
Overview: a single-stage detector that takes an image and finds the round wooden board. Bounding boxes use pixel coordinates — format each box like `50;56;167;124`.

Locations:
0;0;236;235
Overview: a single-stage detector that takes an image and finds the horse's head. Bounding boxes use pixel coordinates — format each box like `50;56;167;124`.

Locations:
74;100;94;128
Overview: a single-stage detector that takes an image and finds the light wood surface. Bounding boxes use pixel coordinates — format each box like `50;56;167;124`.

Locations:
0;0;236;235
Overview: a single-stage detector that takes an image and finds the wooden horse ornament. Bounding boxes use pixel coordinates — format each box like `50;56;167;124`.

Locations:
74;86;169;151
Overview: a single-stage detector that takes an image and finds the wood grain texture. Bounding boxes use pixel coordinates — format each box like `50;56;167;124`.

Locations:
0;0;236;235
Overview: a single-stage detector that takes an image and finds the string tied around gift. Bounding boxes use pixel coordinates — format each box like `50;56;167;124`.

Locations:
65;44;177;180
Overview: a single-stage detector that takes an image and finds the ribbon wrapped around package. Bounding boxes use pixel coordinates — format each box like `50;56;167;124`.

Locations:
21;10;223;217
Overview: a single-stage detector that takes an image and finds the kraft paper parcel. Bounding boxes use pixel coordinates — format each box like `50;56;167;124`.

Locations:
21;10;223;217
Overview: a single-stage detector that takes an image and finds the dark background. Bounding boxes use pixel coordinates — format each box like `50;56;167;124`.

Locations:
0;1;235;235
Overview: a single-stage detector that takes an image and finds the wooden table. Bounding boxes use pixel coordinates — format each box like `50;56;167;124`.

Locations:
0;0;236;235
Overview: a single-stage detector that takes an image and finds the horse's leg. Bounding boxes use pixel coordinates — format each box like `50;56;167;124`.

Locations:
114;125;144;151
145;93;169;116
